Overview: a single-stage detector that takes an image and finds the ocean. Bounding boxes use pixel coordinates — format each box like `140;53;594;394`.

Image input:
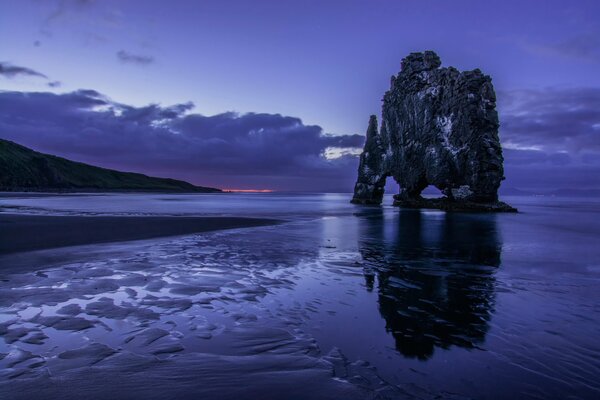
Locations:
0;193;598;399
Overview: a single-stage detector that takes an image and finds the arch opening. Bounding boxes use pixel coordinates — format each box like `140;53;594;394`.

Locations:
421;185;445;199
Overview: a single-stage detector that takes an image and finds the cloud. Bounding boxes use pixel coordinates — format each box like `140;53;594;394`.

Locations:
38;0;117;46
0;62;48;79
0;62;62;89
552;34;600;60
45;0;97;24
0;86;598;193
497;87;600;191
542;33;600;61
0;89;362;191
117;50;154;65
521;32;600;62
499;87;600;153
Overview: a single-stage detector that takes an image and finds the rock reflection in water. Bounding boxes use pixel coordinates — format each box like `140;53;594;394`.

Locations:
359;209;501;359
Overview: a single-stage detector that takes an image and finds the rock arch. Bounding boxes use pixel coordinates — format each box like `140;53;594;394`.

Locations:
351;51;515;212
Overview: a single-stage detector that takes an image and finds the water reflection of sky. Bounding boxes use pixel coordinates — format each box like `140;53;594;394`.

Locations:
0;194;599;399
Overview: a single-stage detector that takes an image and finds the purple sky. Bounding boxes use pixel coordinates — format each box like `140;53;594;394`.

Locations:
1;0;599;192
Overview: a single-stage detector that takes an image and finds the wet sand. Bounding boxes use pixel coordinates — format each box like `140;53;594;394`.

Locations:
0;214;279;255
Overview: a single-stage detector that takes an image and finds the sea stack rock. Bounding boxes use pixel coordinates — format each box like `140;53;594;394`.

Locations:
351;51;516;212
351;115;386;204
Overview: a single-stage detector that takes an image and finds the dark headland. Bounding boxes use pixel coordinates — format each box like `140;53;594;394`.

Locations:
0;138;220;193
351;51;516;212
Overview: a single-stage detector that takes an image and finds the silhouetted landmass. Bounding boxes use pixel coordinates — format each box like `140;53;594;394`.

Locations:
0;139;220;193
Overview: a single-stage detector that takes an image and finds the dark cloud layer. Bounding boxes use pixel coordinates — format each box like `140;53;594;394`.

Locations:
0;62;48;79
0;87;598;192
0;62;60;88
500;88;600;152
116;50;154;66
0;89;362;190
498;87;600;192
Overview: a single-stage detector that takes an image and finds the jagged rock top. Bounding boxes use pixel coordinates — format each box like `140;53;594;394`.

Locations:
399;51;442;75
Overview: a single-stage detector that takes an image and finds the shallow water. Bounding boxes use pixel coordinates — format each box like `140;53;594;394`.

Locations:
0;193;599;399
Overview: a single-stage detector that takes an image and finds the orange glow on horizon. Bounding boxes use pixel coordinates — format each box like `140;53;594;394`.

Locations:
223;189;274;193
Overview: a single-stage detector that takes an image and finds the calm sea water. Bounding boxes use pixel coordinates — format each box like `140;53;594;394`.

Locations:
0;193;599;399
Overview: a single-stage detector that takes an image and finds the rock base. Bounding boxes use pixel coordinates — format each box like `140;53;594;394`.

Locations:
350;197;383;205
392;195;517;213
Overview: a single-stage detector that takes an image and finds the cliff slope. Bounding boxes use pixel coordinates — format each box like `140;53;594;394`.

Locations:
0;139;220;193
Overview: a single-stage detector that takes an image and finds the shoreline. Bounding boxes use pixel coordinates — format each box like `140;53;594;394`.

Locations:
0;189;223;196
0;214;280;256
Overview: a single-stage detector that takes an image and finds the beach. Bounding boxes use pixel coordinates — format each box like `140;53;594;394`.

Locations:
0;214;278;255
0;193;599;399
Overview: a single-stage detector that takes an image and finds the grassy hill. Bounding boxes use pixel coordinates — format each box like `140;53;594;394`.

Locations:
0;139;220;193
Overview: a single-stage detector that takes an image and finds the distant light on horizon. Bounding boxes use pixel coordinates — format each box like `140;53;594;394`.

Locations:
223;189;275;193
